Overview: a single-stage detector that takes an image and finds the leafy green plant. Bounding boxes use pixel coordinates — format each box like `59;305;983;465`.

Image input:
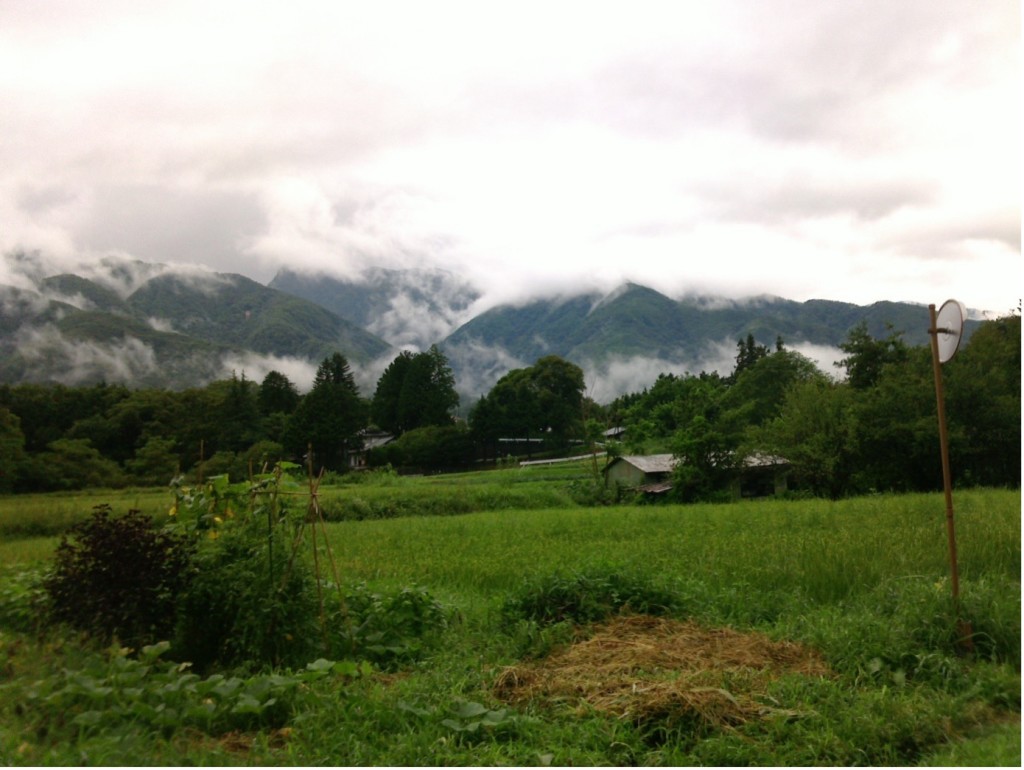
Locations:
172;522;321;671
169;467;321;671
501;567;682;628
329;583;449;667
3;640;367;741
43;505;194;647
398;699;535;745
0;566;48;633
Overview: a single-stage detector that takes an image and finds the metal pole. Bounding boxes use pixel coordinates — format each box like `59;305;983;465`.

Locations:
928;304;960;603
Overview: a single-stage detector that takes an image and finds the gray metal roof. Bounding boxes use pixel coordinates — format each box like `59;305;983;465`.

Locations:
614;454;678;474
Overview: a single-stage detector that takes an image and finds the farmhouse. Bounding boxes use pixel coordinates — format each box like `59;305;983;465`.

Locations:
349;430;395;469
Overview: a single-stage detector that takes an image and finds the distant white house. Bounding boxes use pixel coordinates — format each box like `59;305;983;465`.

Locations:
349;430;395;469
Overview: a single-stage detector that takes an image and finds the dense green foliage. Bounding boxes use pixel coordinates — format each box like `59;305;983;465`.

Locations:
610;315;1020;499
0;313;1018;501
501;568;682;627
469;355;586;452
371;346;459;435
282;353;366;471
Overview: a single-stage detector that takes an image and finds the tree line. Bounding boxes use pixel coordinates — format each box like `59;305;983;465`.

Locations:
607;315;1020;500
0;314;1018;498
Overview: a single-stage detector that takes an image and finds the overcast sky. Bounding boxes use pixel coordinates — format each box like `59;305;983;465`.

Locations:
1;0;1019;315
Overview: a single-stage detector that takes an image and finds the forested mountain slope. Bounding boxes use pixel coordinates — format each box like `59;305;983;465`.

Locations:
0;263;391;388
441;282;978;365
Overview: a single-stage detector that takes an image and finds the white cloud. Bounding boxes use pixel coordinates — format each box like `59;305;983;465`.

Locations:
217;352;319;393
13;324;159;385
0;0;1017;316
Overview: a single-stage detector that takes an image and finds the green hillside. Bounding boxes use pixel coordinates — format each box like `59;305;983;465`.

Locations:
39;274;133;315
0;266;393;389
127;273;391;362
443;283;978;365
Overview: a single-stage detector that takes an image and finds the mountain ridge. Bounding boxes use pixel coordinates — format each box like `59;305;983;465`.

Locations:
0;258;393;390
0;253;986;399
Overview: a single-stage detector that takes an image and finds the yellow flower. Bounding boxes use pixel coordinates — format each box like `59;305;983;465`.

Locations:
213;516;223;525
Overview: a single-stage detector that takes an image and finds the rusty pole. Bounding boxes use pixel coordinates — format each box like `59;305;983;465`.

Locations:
928;304;961;603
927;301;974;664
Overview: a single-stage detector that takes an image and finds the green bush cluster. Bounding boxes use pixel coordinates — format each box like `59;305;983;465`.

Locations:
500;566;682;628
330;583;449;668
44;505;194;648
31;472;452;676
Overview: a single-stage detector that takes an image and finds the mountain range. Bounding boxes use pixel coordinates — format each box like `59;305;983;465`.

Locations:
0;255;391;390
0;253;981;400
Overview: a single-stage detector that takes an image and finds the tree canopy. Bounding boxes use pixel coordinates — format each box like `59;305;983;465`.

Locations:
371;346;459;435
469;355;585;449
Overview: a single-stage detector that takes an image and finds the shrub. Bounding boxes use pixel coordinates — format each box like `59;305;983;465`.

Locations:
173;520;321;672
329;583;449;668
501;567;682;628
43;505;194;647
0;566;48;633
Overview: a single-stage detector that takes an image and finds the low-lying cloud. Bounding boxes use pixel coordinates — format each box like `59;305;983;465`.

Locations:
218;351;319;393
12;324;160;386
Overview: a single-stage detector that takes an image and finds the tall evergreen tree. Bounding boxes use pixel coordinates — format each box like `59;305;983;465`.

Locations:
371;351;414;434
372;346;459;435
258;370;300;416
397;346;459;432
284;353;366;472
730;334;770;382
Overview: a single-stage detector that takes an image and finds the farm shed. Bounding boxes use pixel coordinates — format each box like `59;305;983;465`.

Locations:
604;452;790;499
731;453;790;498
603;426;627;441
603;454;677;494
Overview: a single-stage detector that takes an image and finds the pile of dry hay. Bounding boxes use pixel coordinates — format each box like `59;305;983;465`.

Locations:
495;615;831;731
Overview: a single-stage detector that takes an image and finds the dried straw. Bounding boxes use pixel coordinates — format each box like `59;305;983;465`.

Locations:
495;615;830;730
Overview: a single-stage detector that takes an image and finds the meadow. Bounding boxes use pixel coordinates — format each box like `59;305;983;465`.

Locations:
0;462;1019;766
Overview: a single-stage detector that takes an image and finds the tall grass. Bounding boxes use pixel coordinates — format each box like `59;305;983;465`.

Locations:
319;489;1020;603
0;488;170;538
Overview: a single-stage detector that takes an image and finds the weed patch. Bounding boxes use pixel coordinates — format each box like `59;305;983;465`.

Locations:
500;568;681;628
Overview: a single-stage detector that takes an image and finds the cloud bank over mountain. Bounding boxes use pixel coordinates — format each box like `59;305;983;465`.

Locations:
0;1;1017;318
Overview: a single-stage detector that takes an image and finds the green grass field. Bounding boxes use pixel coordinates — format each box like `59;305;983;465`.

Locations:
0;464;1019;766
